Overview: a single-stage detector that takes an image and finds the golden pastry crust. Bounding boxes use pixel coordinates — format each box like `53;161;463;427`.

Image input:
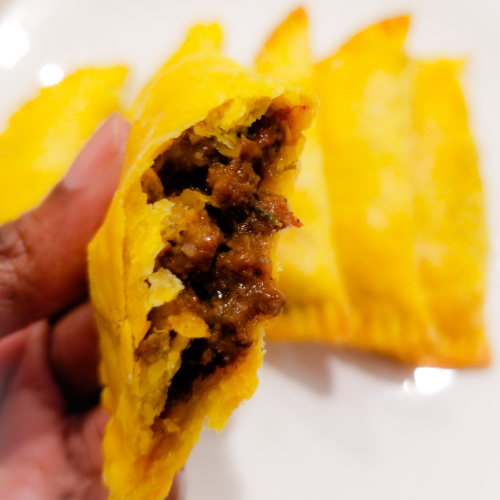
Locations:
256;9;352;343
409;59;489;366
259;11;489;367
0;67;127;224
88;24;315;500
315;16;429;362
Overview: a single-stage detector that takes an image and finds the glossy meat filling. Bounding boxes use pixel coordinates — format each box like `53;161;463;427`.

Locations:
139;111;301;416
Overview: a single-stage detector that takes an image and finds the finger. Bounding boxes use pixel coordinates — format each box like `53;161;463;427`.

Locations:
67;406;109;500
0;112;131;337
50;302;100;410
67;406;109;475
0;321;64;457
0;328;29;406
0;323;107;499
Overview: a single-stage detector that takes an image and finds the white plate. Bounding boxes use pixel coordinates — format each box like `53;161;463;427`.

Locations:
1;0;499;499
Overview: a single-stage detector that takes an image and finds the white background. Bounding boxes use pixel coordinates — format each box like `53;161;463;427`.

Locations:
0;0;499;498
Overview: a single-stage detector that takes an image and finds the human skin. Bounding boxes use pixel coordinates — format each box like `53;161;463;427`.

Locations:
0;113;182;500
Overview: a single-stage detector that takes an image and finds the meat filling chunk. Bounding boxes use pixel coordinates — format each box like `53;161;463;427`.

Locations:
139;110;301;416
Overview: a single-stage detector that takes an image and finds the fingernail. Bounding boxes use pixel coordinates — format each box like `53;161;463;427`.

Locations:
63;112;132;190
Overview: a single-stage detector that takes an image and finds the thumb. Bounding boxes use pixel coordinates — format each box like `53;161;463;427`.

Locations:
0;112;131;336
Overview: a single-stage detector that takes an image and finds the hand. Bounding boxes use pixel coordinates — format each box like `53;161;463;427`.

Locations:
0;113;183;500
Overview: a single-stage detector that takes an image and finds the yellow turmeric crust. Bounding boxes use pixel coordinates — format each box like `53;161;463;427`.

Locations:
410;59;489;366
88;25;315;500
260;11;489;367
256;9;352;343
0;67;127;224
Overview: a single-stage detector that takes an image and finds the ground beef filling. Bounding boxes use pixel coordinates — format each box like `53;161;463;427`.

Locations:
140;113;301;417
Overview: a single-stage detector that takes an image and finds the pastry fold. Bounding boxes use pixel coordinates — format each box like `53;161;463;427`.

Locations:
259;11;489;367
256;8;352;342
88;25;315;500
